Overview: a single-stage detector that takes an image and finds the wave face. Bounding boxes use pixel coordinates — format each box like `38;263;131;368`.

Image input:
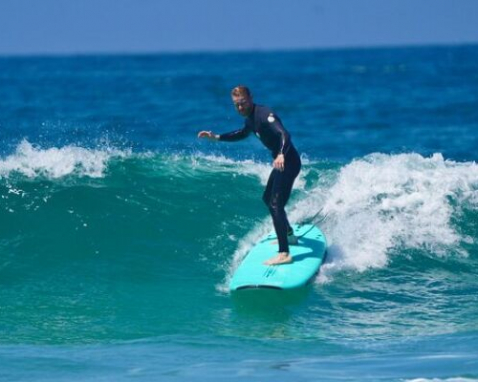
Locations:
1;142;478;346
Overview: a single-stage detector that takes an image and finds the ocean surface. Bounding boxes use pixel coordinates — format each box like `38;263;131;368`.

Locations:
1;45;478;381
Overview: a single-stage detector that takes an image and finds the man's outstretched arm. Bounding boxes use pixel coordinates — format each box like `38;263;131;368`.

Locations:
198;125;251;142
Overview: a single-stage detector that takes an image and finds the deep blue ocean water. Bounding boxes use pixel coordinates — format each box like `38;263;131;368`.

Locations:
1;45;478;381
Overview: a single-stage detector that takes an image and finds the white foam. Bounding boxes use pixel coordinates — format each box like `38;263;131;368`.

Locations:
308;153;478;281
0;140;130;180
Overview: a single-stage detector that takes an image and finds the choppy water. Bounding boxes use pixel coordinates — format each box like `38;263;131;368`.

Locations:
1;45;478;381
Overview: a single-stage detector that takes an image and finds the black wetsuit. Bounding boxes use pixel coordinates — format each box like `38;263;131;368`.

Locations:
219;104;301;253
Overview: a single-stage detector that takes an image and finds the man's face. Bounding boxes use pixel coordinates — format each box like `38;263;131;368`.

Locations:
232;94;253;117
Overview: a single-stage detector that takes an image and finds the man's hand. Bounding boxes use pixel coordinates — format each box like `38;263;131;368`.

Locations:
273;154;285;171
197;131;219;141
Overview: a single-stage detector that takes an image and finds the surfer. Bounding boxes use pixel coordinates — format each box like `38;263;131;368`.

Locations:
198;86;301;265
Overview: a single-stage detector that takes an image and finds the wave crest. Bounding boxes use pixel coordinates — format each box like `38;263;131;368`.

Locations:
0;140;131;180
315;153;478;279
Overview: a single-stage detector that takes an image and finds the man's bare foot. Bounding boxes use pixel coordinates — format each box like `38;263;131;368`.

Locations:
264;252;293;265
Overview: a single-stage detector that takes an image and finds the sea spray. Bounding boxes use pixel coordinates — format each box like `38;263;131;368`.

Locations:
0;140;131;180
316;153;478;281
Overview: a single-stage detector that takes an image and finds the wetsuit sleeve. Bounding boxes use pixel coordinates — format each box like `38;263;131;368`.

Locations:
267;115;291;156
218;124;251;142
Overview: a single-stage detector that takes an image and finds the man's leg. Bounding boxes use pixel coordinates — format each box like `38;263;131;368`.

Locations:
263;171;295;241
263;154;301;265
268;184;290;253
263;170;296;265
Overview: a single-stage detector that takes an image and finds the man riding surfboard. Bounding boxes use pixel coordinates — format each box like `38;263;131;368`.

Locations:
198;86;301;265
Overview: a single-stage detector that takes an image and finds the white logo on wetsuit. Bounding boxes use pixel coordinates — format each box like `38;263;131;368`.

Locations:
267;114;275;123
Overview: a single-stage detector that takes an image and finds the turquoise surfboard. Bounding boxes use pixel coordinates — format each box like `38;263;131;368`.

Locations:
229;224;327;291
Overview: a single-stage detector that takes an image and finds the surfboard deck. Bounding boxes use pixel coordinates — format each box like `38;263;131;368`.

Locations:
229;224;327;291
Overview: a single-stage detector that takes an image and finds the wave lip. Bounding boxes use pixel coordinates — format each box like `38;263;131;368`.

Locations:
318;152;478;279
0;140;131;180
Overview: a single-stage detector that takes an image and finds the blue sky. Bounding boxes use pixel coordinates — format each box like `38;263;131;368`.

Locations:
1;0;478;55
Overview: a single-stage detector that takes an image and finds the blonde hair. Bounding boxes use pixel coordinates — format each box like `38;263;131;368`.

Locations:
231;85;251;98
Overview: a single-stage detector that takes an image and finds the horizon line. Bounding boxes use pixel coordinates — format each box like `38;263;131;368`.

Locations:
1;41;477;59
